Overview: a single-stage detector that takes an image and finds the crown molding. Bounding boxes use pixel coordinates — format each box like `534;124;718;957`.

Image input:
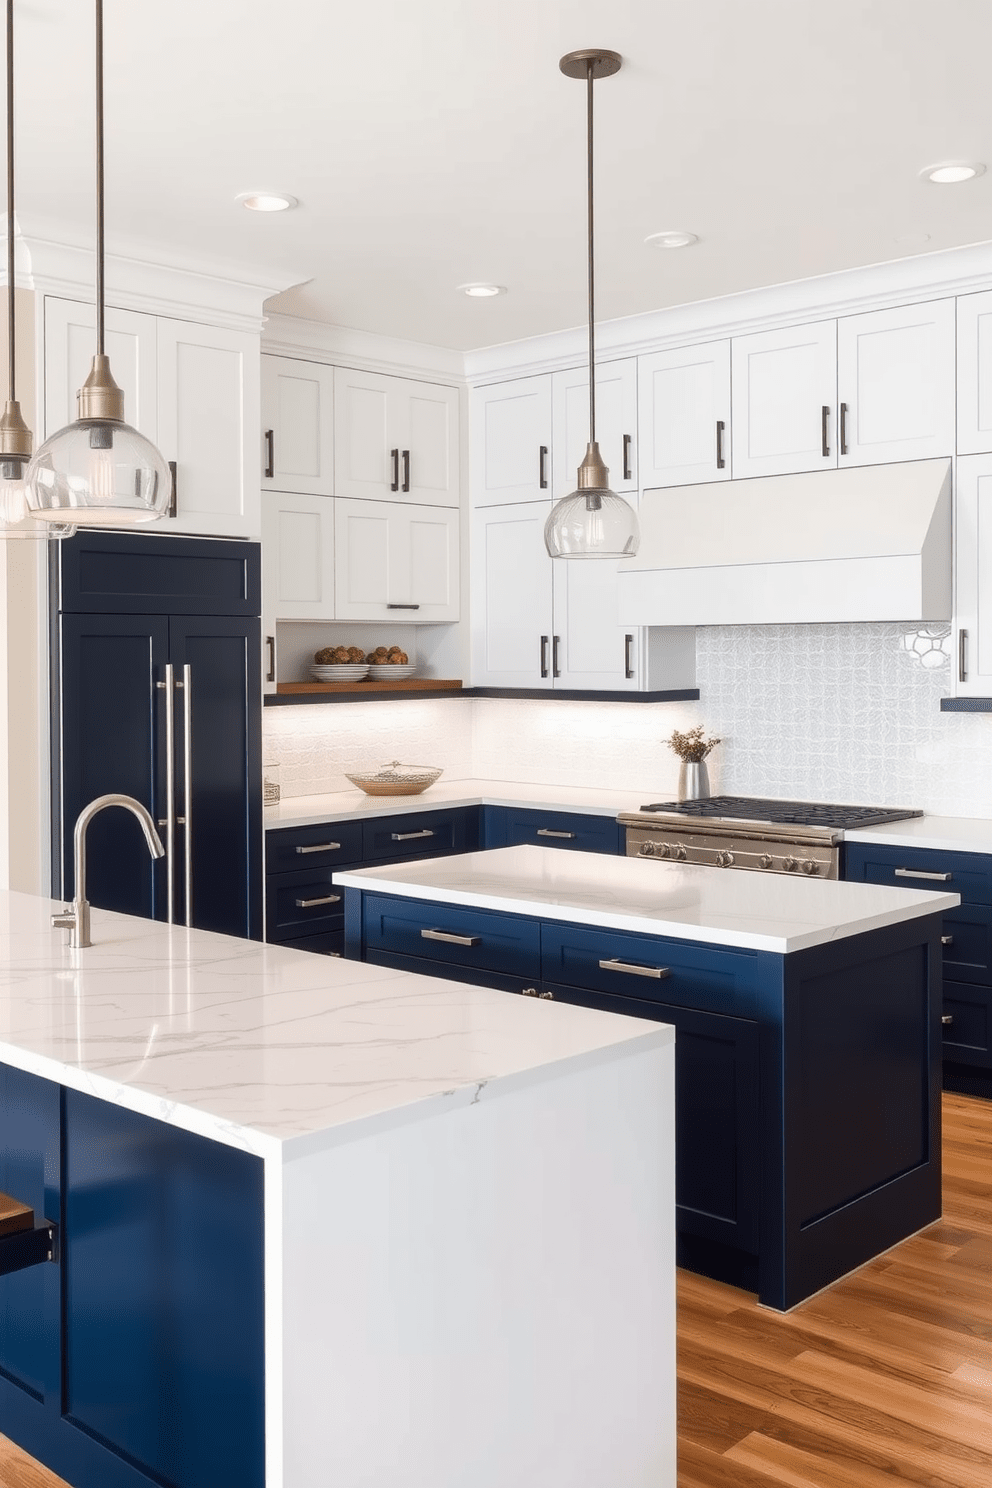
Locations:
464;238;992;385
261;312;464;383
4;213;302;332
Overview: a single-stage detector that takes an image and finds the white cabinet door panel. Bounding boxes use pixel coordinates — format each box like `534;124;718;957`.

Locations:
638;341;730;487
957;290;992;455
45;297;157;440
334;498;459;622
156;319;259;538
404;381;459;506
471;502;553;685
334;370;459;506
838;299;955;465
333;369;394;499
553;559;637;690
471;377;552;505
261;355;335;494
552;360;637;496
261;492;335;622
731;321;836;477
954;454;992;695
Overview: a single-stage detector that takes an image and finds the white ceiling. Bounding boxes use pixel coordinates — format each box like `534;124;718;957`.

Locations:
10;0;992;350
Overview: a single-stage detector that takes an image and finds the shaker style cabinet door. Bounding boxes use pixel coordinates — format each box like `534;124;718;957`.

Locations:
156;318;261;539
731;320;837;477
953;454;992;698
470;501;553;686
552;552;640;691
399;377;460;506
837;298;955;466
260;354;335;495
261;490;335;622
44;296;158;441
333;368;459;507
957;289;992;455
333;497;459;621
638;340;731;487
551;359;638;496
471;375;553;506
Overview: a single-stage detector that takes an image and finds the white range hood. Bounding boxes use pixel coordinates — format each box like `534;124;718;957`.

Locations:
617;458;952;626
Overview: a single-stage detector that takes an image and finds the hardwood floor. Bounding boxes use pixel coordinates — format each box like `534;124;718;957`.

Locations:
1;1093;989;1488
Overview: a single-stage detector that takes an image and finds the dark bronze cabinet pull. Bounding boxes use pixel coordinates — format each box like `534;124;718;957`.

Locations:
624;633;635;679
552;634;561;678
167;461;178;518
390;448;400;492
265;635;276;684
623;433;633;481
402;449;410;492
716;420;726;469
263;428;274;479
821;405;830;458
387;603;420;609
539;445;548;489
540;634;549;678
839;402;849;455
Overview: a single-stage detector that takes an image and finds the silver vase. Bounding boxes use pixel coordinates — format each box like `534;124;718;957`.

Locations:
678;759;710;802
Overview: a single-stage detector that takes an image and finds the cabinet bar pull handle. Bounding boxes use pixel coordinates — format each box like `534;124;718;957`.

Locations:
625;633;635;679
537;828;576;839
894;867;952;881
296;841;341;854
598;957;671;980
539;445;548;489
158;664;176;925
390;448;400;492
942;1014;954;1026
167;461;178;519
296;894;341;909
941;935;954;946
391;829;435;841
266;635;276;684
263;429;274;479
821;405;830;458
421;928;480;947
552;634;561;678
182;663;193;927
402;449;410;492
387;602;420;609
540;634;549;678
959;628;968;683
716;419;726;469
623;433;633;481
839;401;848;455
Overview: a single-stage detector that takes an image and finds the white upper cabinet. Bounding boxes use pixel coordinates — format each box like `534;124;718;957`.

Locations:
957;290;992;455
471;375;553;506
551;359;637;496
837;299;955;466
470;502;554;686
637;341;730;488
552;557;640;691
156;318;260;539
333;498;459;622
44;298;157;441
731;320;837;478
333;368;459;507
952;454;992;697
260;355;335;495
261;491;335;623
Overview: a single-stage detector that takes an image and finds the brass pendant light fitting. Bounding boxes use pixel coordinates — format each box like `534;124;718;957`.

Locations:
544;49;640;559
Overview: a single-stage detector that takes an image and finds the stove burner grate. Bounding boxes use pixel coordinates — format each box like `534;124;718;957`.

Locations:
636;796;923;830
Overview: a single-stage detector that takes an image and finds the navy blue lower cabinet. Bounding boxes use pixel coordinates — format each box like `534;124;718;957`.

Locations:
0;1068;264;1488
362;806;480;866
362;893;542;991
482;806;620;855
942;979;992;1069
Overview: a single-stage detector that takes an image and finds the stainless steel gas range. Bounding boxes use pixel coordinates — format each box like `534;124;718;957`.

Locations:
617;796;923;880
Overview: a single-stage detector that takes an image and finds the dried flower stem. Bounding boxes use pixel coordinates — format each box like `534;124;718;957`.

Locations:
667;726;721;763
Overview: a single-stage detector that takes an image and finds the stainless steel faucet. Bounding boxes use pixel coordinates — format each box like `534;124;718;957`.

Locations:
51;794;166;949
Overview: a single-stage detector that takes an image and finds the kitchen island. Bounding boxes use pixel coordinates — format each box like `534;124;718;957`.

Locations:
336;844;960;1310
0;889;675;1488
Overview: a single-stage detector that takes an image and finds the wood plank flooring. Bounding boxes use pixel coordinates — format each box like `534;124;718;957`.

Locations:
0;1092;989;1488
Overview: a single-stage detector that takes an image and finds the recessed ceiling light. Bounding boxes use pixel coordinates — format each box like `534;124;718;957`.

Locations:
919;162;985;185
236;192;298;212
644;231;699;249
458;283;506;297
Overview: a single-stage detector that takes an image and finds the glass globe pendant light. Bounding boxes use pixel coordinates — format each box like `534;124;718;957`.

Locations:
545;50;639;560
0;0;73;540
26;0;168;528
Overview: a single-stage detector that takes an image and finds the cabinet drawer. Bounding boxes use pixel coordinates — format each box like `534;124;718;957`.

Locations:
484;806;620;855
541;923;759;1016
943;980;992;1068
844;843;992;905
939;906;992;985
363;894;541;978
278;931;344;958
363;808;478;865
266;821;364;874
267;868;345;941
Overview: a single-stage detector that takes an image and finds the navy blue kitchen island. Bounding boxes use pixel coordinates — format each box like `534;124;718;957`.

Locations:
337;843;959;1310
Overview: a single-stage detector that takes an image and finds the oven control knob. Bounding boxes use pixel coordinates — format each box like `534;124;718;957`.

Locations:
801;859;819;875
638;841;657;856
783;857;799;872
757;854;774;869
715;851;735;868
656;842;672;858
673;845;688;861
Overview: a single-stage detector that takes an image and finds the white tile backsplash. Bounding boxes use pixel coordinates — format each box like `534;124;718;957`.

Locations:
262;623;992;816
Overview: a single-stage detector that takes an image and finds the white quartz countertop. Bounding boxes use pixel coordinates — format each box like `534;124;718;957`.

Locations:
845;814;992;855
264;778;652;829
0;890;669;1160
334;844;959;954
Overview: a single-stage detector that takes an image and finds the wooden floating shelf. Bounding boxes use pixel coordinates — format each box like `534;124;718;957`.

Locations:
275;678;464;697
265;680;701;707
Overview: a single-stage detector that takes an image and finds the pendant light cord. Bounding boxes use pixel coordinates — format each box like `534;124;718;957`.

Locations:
6;0;15;403
586;59;596;445
95;0;104;358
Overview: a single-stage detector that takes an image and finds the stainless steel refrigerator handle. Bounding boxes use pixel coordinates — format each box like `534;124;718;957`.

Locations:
156;665;176;925
182;662;193;927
